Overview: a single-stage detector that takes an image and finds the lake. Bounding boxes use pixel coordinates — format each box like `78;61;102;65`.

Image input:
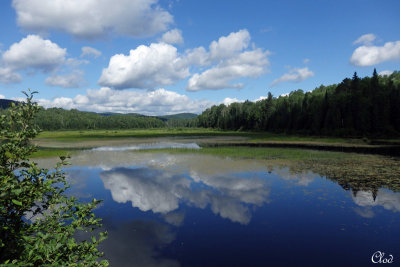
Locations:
36;141;400;266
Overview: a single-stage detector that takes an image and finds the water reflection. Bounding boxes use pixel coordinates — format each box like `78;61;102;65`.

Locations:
352;189;400;218
100;166;270;224
99;220;179;267
92;142;200;151
45;145;400;266
100;168;190;214
273;168;315;186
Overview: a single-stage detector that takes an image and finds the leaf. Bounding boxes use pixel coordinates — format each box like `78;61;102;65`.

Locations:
12;199;22;206
12;188;22;195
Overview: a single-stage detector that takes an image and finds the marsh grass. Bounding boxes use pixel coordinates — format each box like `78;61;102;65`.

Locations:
36;129;378;145
31;148;75;158
37;128;240;141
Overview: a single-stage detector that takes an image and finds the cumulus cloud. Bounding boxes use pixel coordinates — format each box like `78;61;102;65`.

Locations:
270;67;314;86
186;30;270;91
37;87;213;115
222;97;243;106
99;29;269;90
350;41;400;66
2;35;66;72
209;29;251;60
353;33;376;46
0;94;5;99
187;49;269;91
12;0;173;39
379;70;393;76
160;29;183;44
81;46;102;58
98;43;189;89
254;95;268;102
45;71;86;88
0;67;22;83
220;95;274;106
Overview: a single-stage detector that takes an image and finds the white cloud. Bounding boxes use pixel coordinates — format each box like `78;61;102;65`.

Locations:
182;47;210;66
254;95;268;102
45;71;86;88
350;41;400;66
37;87;213;115
187;49;269;91
98;43;189;89
222;97;243;106
2;35;66;72
186;30;270;91
12;0;173;39
270;67;314;86
99;29;269;91
209;29;250;60
81;46;102;58
379;70;393;76
0;94;5;99
0;67;22;83
353;33;376;46
160;29;183;44
303;58;310;64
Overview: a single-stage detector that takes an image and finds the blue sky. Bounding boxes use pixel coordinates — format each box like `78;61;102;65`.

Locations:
0;0;399;115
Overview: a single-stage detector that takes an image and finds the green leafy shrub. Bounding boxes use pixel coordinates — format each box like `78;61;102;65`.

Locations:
0;91;108;266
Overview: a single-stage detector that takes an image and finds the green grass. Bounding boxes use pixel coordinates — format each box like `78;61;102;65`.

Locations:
36;128;373;145
37;128;241;141
31;149;75;158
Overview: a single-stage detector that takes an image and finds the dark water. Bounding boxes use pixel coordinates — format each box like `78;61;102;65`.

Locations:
60;152;400;267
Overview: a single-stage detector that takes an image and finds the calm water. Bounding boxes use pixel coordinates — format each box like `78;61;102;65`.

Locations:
38;144;400;266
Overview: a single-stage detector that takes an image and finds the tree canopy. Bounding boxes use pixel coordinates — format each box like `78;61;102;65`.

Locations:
0;92;108;265
195;70;400;137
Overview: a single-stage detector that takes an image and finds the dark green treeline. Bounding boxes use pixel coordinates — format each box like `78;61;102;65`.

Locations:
33;109;165;130
196;70;400;136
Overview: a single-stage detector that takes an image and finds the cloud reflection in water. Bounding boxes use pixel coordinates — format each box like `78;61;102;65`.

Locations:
352;189;400;218
92;142;200;151
100;166;270;225
98;220;179;267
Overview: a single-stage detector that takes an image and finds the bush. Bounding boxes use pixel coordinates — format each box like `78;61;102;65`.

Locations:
0;91;108;266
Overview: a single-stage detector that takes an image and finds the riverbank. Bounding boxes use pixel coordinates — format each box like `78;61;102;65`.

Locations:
32;129;400;158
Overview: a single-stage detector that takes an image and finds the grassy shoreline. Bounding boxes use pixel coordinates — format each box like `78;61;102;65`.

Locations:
36;128;376;143
31;129;400;158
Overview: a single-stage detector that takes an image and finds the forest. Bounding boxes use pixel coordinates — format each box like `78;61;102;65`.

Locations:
195;70;400;137
0;104;197;130
33;109;166;130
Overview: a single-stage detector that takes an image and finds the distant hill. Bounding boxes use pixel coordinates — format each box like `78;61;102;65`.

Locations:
98;112;143;117
0;99;19;109
156;113;198;121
